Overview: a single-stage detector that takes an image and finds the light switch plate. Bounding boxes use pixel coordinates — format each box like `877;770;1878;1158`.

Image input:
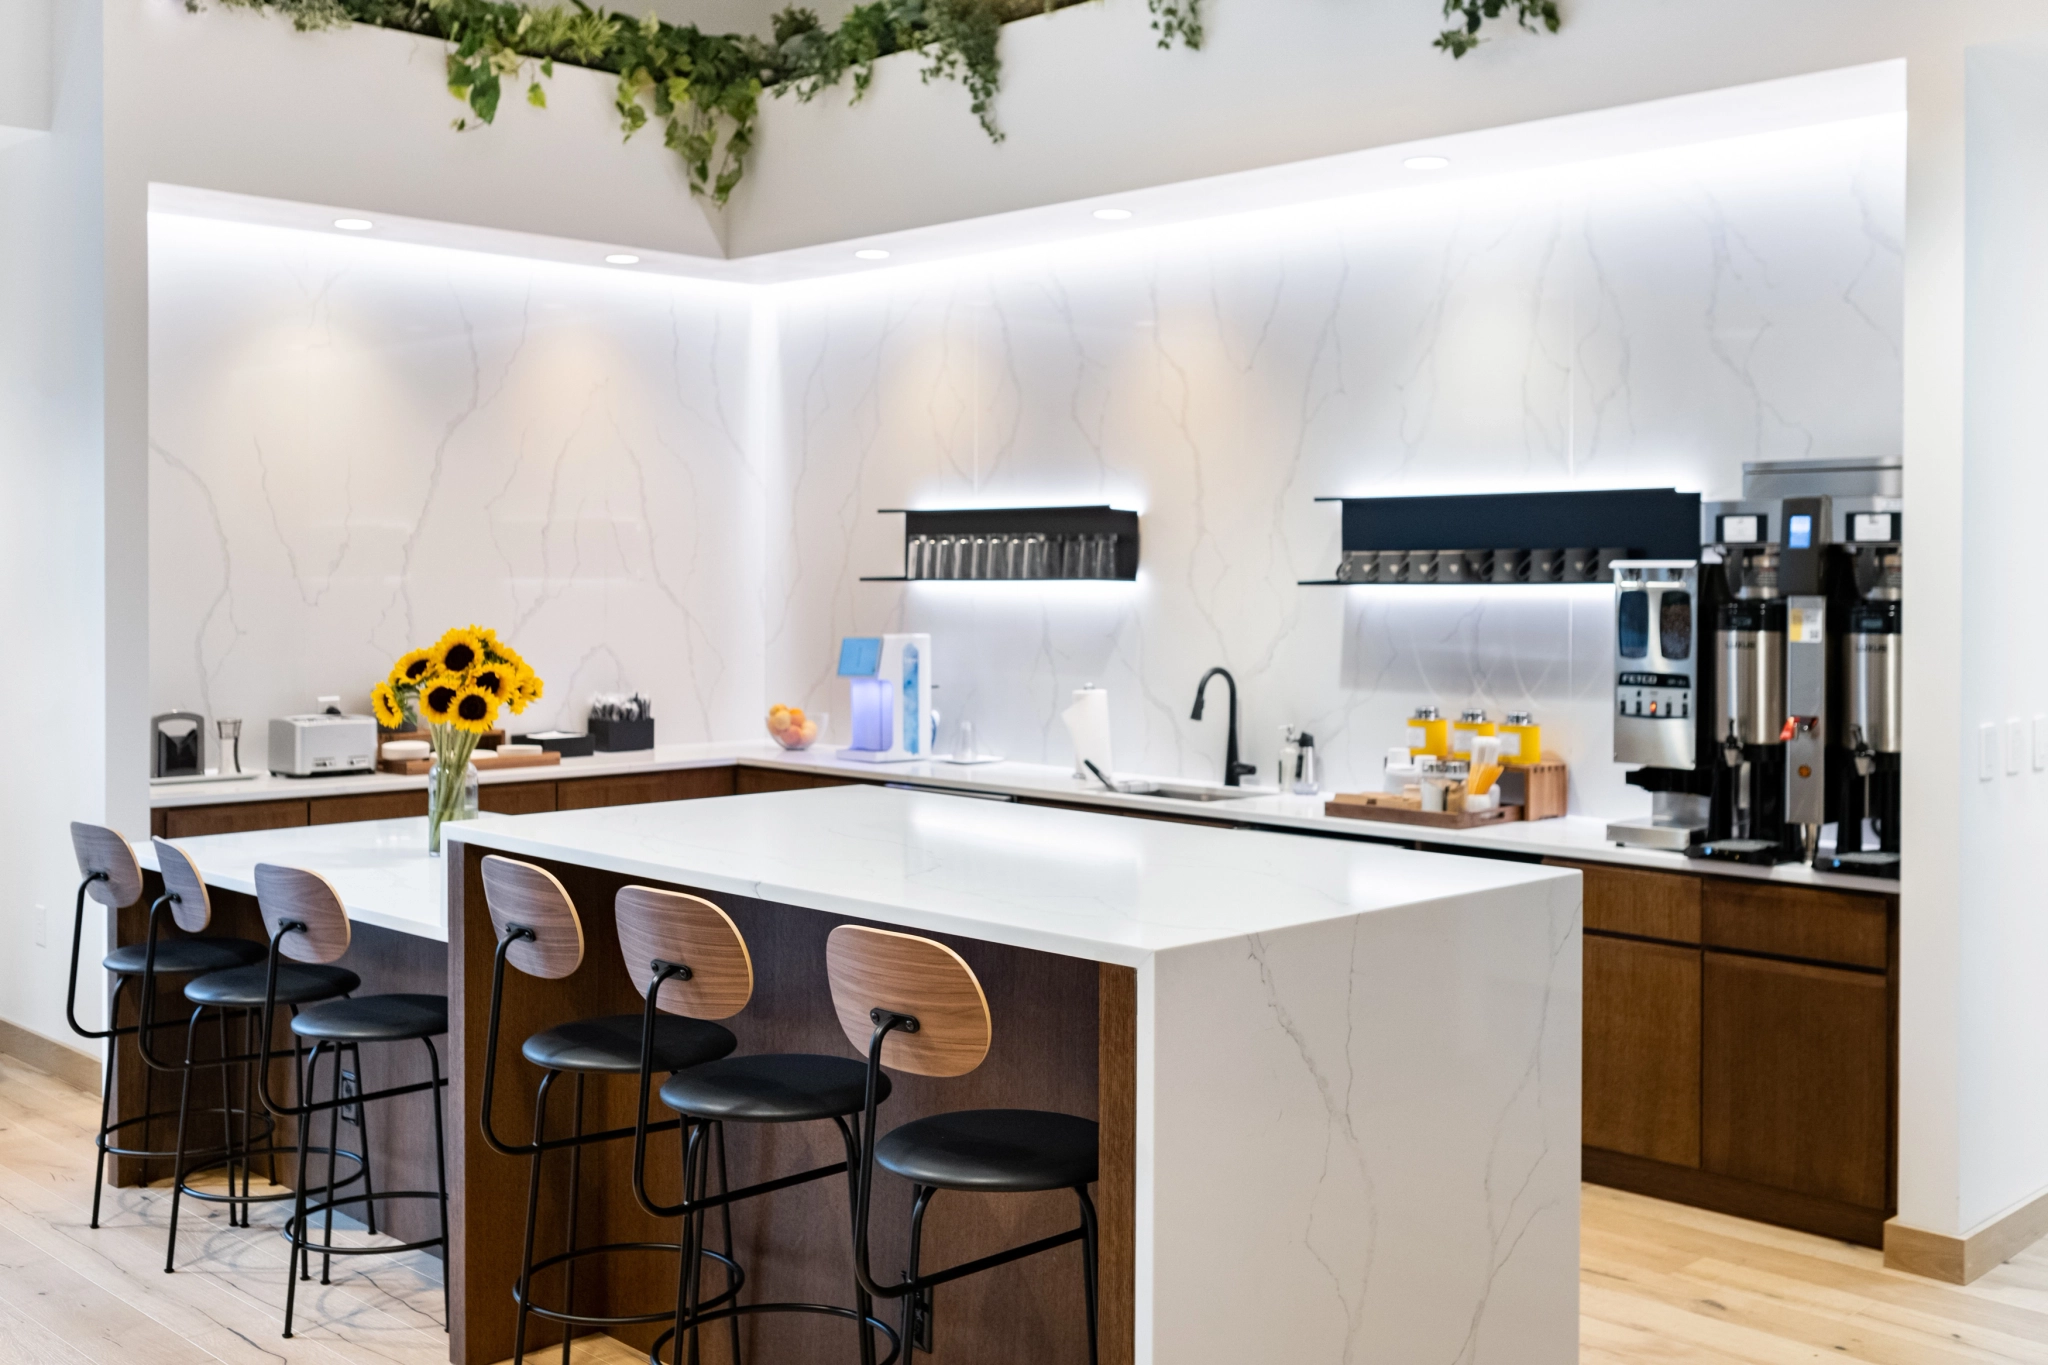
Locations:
1981;723;1999;780
2009;719;2026;776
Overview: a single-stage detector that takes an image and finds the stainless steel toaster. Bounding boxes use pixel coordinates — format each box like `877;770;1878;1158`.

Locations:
268;713;378;776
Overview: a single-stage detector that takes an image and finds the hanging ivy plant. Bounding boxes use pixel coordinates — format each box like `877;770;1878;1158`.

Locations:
201;0;1560;204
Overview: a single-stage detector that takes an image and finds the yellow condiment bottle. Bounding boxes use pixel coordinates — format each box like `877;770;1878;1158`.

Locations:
1449;708;1495;760
1500;710;1541;766
1407;706;1449;758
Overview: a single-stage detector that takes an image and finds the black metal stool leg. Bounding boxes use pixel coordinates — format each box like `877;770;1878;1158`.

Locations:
513;1069;559;1365
902;1185;935;1358
212;1007;235;1227
283;1043;323;1340
164;1006;206;1273
838;1119;878;1365
560;1070;586;1365
348;1042;379;1237
1075;1186;1099;1365
714;1123;741;1365
425;1036;451;1332
89;977;126;1229
319;1045;343;1284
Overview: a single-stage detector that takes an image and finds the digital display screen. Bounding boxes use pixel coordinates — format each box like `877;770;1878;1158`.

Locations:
1851;512;1896;542
1719;514;1763;544
837;637;882;677
1787;513;1813;549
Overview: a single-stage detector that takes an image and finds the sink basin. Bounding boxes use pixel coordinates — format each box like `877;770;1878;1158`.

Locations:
1108;779;1272;802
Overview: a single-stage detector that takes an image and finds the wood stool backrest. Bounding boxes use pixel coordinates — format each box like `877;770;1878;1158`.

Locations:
151;838;213;933
614;886;753;1020
70;822;142;909
253;863;351;964
480;856;585;980
825;925;991;1077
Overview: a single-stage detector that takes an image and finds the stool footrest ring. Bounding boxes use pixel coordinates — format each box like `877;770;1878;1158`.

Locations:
650;1304;902;1365
285;1189;447;1257
515;1242;743;1327
176;1142;357;1207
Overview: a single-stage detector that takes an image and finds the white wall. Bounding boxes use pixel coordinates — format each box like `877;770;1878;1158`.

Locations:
762;116;1905;808
146;216;765;769
0;0;110;1050
0;0;51;139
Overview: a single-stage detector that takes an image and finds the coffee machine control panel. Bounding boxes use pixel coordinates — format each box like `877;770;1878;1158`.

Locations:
1617;672;1693;721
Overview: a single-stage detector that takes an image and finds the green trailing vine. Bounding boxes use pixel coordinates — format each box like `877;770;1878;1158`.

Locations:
201;0;1560;205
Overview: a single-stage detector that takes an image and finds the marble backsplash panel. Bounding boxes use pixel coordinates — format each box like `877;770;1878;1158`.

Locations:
764;115;1905;815
149;215;762;773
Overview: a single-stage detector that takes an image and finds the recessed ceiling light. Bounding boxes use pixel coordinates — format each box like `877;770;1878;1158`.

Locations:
1092;208;1133;221
333;218;374;231
1403;155;1451;171
854;249;891;261
604;253;641;265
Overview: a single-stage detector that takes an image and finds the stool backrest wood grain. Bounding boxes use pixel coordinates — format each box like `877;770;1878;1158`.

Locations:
480;856;584;980
253;863;351;964
825;925;991;1077
151;838;212;934
70;822;142;909
614;886;752;1020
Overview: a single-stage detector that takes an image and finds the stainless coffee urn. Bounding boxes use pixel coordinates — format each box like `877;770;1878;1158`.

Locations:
1817;507;1902;877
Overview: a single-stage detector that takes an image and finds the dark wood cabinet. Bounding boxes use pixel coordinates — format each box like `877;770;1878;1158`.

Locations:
1577;863;1701;943
1703;879;1889;971
556;764;736;810
734;766;864;795
479;781;557;815
1702;951;1891;1211
1583;934;1701;1167
157;798;308;839
309;790;427;825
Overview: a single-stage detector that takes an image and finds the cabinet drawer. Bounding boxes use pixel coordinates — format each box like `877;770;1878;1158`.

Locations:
160;800;308;838
735;766;861;796
480;781;556;815
308;790;427;825
1584;934;1701;1166
1549;862;1701;943
558;766;737;810
1702;951;1891;1210
1703;880;1890;970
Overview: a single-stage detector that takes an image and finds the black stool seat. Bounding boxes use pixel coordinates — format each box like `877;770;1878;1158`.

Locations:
186;963;359;1007
522;1013;736;1075
659;1054;888;1124
876;1109;1098;1193
292;993;448;1043
105;936;263;977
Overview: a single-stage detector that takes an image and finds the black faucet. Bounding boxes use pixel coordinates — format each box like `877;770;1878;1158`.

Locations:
1192;667;1258;787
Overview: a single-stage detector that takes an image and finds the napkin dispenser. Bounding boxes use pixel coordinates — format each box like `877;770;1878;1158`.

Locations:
269;713;377;777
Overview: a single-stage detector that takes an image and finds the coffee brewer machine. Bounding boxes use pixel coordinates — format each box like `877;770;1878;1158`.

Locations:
1689;459;1902;873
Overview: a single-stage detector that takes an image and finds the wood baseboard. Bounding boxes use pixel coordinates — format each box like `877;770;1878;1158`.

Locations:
1584;1146;1889;1248
0;1018;99;1094
1886;1186;2048;1283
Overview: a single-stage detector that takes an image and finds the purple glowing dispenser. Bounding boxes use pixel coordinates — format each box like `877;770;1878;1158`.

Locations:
848;677;894;753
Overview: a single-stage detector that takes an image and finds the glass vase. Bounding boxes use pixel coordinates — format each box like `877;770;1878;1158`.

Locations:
427;754;480;855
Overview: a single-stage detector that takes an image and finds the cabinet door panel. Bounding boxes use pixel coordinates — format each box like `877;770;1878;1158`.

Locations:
1584;934;1701;1166
1703;951;1889;1209
479;781;556;815
1703;880;1889;970
735;766;862;796
557;766;736;810
308;790;427;825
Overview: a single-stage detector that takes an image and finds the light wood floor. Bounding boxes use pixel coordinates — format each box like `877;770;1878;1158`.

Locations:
4;1051;2048;1363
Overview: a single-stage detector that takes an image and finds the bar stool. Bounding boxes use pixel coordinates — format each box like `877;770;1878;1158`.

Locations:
621;883;899;1365
827;925;1100;1364
476;856;743;1365
144;839;361;1271
251;862;452;1338
64;822;264;1228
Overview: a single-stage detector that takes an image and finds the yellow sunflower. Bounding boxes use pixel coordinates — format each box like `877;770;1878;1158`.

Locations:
370;681;405;729
470;664;511;703
450;685;499;733
390;647;436;688
433;627;486;679
419;677;462;725
506;667;544;715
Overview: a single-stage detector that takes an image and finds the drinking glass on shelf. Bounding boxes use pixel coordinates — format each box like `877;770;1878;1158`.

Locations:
1061;534;1084;579
935;535;958;579
1090;533;1117;578
970;535;989;579
1001;534;1023;580
1023;533;1049;579
906;535;930;579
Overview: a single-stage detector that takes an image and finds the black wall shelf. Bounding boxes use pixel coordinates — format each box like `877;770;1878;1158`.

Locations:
861;505;1140;582
1299;488;1701;585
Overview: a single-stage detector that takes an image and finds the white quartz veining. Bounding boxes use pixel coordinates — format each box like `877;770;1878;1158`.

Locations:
136;816;459;941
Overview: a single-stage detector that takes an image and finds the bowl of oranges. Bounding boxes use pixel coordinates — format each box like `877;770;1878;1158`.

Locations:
767;704;823;751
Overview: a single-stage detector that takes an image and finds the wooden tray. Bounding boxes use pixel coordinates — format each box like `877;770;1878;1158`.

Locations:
1323;798;1523;830
377;750;560;776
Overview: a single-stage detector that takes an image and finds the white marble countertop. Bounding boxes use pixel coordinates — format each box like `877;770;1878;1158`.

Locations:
149;740;1896;894
446;784;1575;966
135;816;467;942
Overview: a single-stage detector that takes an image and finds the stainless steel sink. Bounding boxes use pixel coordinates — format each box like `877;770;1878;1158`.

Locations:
1113;780;1270;802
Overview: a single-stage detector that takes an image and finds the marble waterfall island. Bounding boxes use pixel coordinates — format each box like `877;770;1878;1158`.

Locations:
443;784;1580;1365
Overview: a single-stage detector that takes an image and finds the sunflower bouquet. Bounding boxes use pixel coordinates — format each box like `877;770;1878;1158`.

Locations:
372;627;543;852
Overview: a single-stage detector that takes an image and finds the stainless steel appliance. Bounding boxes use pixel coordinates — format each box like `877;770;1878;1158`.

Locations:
1818;506;1902;877
1608;561;1710;850
1692;505;1799;865
268;712;377;776
151;710;205;779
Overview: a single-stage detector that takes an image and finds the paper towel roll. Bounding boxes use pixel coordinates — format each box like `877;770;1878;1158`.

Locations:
1062;687;1113;779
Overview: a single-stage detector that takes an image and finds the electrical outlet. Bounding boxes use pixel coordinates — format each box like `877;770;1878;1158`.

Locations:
33;905;45;948
340;1070;362;1126
1981;723;1999;780
2009;719;2026;776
